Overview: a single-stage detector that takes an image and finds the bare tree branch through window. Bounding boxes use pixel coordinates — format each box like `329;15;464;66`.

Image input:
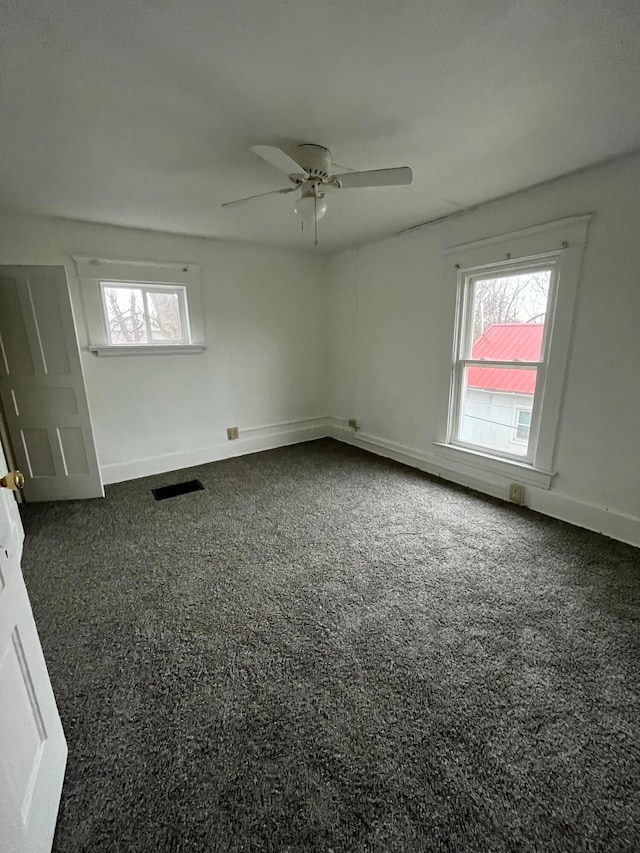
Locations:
102;284;186;345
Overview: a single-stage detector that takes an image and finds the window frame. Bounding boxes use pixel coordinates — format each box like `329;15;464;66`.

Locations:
99;280;191;347
434;215;591;490
73;256;206;357
449;257;558;465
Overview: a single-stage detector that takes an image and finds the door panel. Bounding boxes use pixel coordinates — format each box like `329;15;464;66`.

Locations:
25;277;71;375
0;266;103;501
0;277;35;375
0;443;67;853
0;627;48;820
13;388;79;418
21;429;56;477
58;428;90;476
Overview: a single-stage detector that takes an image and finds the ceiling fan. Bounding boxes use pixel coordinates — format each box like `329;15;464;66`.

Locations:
222;144;413;245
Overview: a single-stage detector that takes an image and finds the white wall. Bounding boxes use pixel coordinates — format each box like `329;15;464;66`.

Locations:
1;154;639;546
0;213;328;482
326;153;640;546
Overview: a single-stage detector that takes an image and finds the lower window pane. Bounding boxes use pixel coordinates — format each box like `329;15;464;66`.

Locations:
458;366;537;457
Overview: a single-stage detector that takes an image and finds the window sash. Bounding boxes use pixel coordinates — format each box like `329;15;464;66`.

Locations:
451;363;540;463
459;359;542;369
458;262;555;361
100;281;190;346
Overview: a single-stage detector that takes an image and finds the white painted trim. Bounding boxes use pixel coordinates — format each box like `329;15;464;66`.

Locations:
101;414;640;548
89;344;206;357
325;417;640;548
100;417;328;484
444;215;592;256
72;255;201;284
240;417;327;437
527;491;640;552
432;442;553;489
436;214;592;480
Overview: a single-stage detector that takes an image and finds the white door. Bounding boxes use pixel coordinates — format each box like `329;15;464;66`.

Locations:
0;265;103;501
0;446;67;853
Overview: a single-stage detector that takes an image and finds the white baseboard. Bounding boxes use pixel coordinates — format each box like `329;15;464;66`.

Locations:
100;417;328;485
101;414;639;548
326;417;640;548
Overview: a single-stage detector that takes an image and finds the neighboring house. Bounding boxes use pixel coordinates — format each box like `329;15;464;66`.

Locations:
460;324;544;457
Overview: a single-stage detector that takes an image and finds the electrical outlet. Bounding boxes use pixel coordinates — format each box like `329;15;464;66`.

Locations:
509;483;525;505
348;418;359;430
226;426;239;441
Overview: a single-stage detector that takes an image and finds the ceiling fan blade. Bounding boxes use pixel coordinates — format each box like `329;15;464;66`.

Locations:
251;145;309;176
333;166;413;189
330;162;355;173
221;187;297;208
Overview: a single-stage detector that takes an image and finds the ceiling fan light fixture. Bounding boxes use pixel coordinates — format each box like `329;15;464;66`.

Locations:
292;193;328;227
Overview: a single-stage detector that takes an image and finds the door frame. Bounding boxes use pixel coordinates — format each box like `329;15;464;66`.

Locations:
0;395;23;504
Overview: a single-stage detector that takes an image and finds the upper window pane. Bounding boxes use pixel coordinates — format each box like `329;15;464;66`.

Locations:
468;270;551;361
103;285;148;344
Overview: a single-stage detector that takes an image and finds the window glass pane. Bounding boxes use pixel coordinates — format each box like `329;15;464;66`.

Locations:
103;286;148;344
147;291;183;342
458;366;538;457
468;270;551;361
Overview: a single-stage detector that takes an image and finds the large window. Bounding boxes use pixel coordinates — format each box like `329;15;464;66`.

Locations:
437;216;590;488
450;262;555;463
100;282;190;345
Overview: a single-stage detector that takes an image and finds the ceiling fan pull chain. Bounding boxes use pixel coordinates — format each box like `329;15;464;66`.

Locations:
314;195;319;247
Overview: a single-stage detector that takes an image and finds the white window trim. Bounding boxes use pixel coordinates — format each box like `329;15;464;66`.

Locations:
434;214;592;489
449;255;557;466
73;256;207;356
87;344;207;357
432;441;554;489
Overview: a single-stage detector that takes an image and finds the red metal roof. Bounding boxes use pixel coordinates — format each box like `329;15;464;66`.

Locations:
467;324;543;394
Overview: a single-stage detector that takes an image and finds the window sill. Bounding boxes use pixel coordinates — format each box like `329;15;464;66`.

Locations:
89;344;207;357
432;442;554;489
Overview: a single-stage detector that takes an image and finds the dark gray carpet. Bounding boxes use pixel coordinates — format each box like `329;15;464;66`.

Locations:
21;438;640;852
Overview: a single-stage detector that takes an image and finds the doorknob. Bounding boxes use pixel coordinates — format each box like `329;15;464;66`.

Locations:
0;471;25;490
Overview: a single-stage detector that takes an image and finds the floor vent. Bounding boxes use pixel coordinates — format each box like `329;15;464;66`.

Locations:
152;479;205;501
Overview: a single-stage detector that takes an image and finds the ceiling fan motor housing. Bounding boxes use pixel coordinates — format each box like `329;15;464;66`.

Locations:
293;144;331;182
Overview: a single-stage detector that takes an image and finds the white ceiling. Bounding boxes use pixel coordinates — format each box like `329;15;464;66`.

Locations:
1;0;639;253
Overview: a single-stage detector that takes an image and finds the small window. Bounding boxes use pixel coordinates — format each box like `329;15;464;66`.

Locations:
450;264;554;462
100;282;190;346
513;408;532;444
